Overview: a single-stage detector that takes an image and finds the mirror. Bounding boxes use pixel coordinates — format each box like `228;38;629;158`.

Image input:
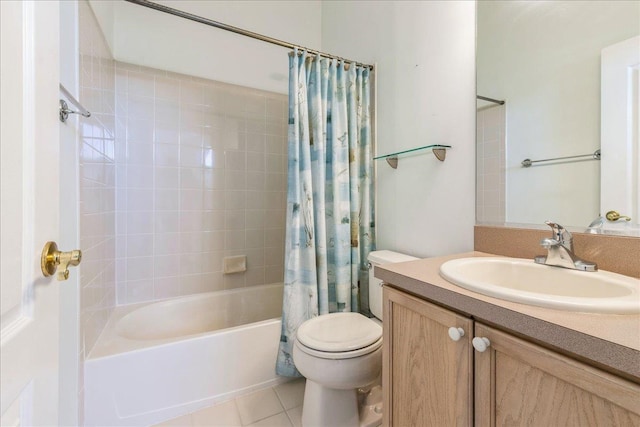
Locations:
476;1;639;234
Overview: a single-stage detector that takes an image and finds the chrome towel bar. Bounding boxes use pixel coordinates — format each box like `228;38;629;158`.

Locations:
521;149;601;168
59;83;91;122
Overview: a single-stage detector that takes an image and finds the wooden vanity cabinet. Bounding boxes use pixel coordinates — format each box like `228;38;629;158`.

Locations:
474;323;640;427
383;286;640;427
382;287;473;427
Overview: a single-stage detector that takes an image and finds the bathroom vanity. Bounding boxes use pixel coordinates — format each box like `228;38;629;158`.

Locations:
377;252;640;426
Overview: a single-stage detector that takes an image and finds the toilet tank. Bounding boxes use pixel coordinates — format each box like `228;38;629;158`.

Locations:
368;250;418;321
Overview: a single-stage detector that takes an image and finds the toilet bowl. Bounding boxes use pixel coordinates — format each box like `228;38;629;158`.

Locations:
293;250;418;427
293;312;382;427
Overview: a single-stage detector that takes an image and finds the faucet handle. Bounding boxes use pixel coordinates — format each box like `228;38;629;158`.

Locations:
544;220;567;238
544;220;573;249
544;220;563;232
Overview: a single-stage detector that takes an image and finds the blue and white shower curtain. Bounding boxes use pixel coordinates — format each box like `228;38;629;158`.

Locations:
276;50;375;377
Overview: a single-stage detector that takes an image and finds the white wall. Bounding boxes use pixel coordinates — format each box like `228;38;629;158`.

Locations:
90;0;322;94
322;1;476;258
477;1;640;226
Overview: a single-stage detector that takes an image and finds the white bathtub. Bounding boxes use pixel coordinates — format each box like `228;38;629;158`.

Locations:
84;283;285;426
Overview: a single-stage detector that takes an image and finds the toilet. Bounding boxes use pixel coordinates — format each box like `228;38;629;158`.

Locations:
293;250;418;427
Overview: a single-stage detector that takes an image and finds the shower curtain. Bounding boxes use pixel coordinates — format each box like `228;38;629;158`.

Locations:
276;50;375;377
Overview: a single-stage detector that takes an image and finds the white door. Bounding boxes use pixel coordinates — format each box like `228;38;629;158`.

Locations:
601;36;640;226
1;1;62;425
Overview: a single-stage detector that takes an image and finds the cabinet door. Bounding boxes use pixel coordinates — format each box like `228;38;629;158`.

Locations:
383;287;473;427
475;322;640;426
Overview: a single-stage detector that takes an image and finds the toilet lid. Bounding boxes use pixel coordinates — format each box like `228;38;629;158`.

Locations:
296;312;382;352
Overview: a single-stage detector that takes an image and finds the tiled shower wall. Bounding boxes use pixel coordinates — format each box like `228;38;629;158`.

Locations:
476;104;506;223
114;62;288;305
78;0;116;422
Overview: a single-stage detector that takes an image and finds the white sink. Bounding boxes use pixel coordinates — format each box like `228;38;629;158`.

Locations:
439;257;640;314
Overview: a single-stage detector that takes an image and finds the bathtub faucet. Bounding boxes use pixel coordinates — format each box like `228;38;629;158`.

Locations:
534;221;597;272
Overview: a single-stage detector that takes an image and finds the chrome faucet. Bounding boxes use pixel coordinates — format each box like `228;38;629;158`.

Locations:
534;221;597;272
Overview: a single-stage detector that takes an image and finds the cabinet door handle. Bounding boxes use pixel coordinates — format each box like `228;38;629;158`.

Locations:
448;327;465;342
472;337;491;352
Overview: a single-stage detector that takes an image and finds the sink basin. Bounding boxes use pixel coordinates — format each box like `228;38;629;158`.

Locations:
439;257;640;314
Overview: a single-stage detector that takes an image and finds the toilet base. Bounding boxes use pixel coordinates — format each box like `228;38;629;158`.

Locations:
301;381;383;427
302;380;359;427
358;385;383;427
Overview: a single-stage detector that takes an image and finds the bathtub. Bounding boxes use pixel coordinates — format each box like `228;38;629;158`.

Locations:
84;283;285;426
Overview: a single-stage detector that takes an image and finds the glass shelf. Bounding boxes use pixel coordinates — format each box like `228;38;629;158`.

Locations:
374;144;452;169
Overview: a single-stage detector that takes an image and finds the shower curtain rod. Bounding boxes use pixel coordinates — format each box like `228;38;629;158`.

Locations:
124;0;375;70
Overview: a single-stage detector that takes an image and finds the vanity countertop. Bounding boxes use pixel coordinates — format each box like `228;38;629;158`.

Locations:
375;251;640;383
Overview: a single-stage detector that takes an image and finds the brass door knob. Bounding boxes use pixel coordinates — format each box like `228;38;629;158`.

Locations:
41;241;82;281
605;211;631;222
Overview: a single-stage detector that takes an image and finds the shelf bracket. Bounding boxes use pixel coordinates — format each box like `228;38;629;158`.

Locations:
433;148;447;162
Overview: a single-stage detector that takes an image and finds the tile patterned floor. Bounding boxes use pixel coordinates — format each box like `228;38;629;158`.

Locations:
155;379;305;427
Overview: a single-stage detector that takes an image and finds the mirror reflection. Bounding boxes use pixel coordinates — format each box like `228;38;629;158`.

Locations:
476;1;639;233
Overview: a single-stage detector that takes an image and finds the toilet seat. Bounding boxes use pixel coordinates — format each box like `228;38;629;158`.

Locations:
296;312;382;360
295;336;382;360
